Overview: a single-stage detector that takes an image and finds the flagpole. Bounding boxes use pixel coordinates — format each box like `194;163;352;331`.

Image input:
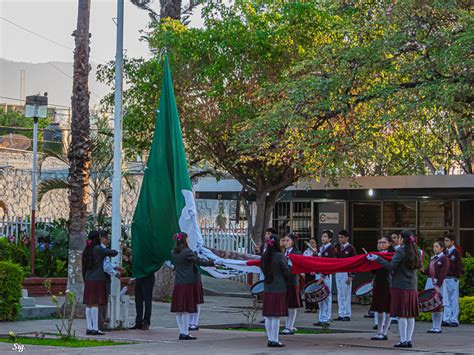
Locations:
110;0;124;329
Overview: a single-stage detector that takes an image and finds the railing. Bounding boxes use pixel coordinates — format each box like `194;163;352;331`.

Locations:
0;216;53;244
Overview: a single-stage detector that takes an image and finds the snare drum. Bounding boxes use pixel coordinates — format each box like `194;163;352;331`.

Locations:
250;280;264;296
303;280;330;303
355;281;374;297
419;288;443;313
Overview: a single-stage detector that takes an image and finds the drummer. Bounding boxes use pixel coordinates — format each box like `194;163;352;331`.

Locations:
281;233;302;335
424;240;449;334
370;235;394;340
303;238;319;313
334;230;356;321
313;230;336;327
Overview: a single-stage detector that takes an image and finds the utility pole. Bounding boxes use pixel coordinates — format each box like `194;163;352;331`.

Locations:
109;0;124;329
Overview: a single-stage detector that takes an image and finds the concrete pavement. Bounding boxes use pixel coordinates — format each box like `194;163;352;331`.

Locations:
1;293;473;354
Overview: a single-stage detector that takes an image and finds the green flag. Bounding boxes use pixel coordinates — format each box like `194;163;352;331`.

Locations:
131;55;202;279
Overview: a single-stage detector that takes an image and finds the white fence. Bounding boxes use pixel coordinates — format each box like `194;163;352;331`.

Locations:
0;216;53;244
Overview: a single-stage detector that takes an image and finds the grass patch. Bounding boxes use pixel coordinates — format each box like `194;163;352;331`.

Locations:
225;327;335;334
0;337;130;347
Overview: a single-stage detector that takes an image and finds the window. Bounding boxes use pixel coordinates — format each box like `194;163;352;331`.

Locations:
460;230;474;256
460;200;474;255
383;201;416;229
353;231;380;254
291;201;312;241
353;203;381;229
272;202;291;236
419;201;453;229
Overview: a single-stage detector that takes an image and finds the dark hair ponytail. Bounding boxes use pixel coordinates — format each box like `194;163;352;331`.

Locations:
173;232;189;253
400;229;422;270
261;234;281;284
82;230;100;271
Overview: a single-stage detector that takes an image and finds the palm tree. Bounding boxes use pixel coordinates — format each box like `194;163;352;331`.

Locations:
68;0;92;306
38;115;135;226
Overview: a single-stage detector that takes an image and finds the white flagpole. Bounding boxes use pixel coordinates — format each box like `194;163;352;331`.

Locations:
110;0;124;329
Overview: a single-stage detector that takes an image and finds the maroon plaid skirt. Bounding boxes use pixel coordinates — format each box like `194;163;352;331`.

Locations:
83;280;107;305
390;288;419;318
195;281;204;304
287;285;302;309
171;282;202;313
371;284;391;313
262;291;288;317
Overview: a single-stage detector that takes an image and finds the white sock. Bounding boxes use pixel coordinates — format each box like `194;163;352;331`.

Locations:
398;318;407;343
373;311;378;325
91;307;99;331
406;318;415;342
377;312;384;334
382;314;391;336
285;309;297;330
271;317;280;343
436;312;443;330
85;307;92;330
189;304;201;326
264;317;273;342
176;314;184;335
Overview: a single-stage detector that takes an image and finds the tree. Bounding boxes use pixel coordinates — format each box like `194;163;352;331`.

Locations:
68;0;92;306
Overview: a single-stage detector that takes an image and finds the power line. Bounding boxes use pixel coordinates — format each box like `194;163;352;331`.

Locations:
0;96;70;109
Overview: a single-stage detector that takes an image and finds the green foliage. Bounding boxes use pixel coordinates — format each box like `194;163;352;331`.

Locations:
459;297;474;324
0;336;130;347
0;238;28;266
0;261;25;321
460;257;474;297
0;108;48;140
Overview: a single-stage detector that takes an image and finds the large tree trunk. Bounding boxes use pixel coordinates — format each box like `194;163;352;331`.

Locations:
67;0;91;311
250;189;281;245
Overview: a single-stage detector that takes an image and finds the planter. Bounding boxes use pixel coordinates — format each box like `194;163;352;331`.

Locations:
22;277;134;297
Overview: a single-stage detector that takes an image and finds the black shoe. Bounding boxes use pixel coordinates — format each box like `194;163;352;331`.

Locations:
391;319;398;324
449;322;459;327
304;309;312;313
371;335;387;340
313;322;323;326
333;316;344;321
394;342;409;348
141;324;150;330
441;321;450;327
91;330;105;336
268;341;285;347
427;329;442;334
372;325;378;330
129;324;142;330
406;341;413;348
86;329;93;335
179;334;197;340
259;319;265;324
342;317;351;321
189;325;199;331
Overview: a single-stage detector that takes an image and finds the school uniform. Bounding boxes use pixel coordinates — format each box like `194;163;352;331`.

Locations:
375;245;419;346
316;243;336;324
443;246;464;325
335;243;356;319
261;251;289;344
171;247;214;338
425;252;449;332
371;250;392;314
282;248;302;333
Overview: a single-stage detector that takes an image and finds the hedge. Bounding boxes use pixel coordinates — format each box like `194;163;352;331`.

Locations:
0;238;28;266
0;261;25;321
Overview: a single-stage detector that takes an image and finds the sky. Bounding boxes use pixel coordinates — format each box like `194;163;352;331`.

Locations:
0;0;204;64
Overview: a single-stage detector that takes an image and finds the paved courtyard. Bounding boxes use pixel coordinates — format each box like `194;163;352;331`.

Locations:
1;288;473;354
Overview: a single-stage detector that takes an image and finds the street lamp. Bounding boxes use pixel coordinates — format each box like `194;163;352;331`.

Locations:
25;94;48;275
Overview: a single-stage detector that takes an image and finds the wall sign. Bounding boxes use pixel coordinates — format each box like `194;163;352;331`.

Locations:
319;212;339;224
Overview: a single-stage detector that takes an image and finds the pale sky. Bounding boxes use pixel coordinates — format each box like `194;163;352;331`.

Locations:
0;0;204;64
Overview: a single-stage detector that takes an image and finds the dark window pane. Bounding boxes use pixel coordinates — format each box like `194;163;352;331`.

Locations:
419;201;453;229
353;230;381;254
383;201;416;229
353;203;381;228
460;201;474;228
460;230;474;257
418;230;451;253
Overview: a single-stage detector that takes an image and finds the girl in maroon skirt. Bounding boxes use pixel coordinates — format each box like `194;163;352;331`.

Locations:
370;235;394;340
170;232;214;340
281;233;302;335
367;229;422;349
261;234;289;348
82;230;118;335
424;240;449;334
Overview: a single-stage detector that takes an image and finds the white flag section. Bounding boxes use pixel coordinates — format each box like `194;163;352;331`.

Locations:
179;190;261;278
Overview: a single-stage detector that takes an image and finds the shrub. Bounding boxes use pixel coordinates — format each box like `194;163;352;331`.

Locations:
0;238;28;266
460;257;474;297
458;297;474;324
0;261;25;321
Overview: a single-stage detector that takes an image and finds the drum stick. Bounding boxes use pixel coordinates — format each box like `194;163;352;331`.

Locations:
305;241;318;254
362;248;368;254
249;238;258;248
